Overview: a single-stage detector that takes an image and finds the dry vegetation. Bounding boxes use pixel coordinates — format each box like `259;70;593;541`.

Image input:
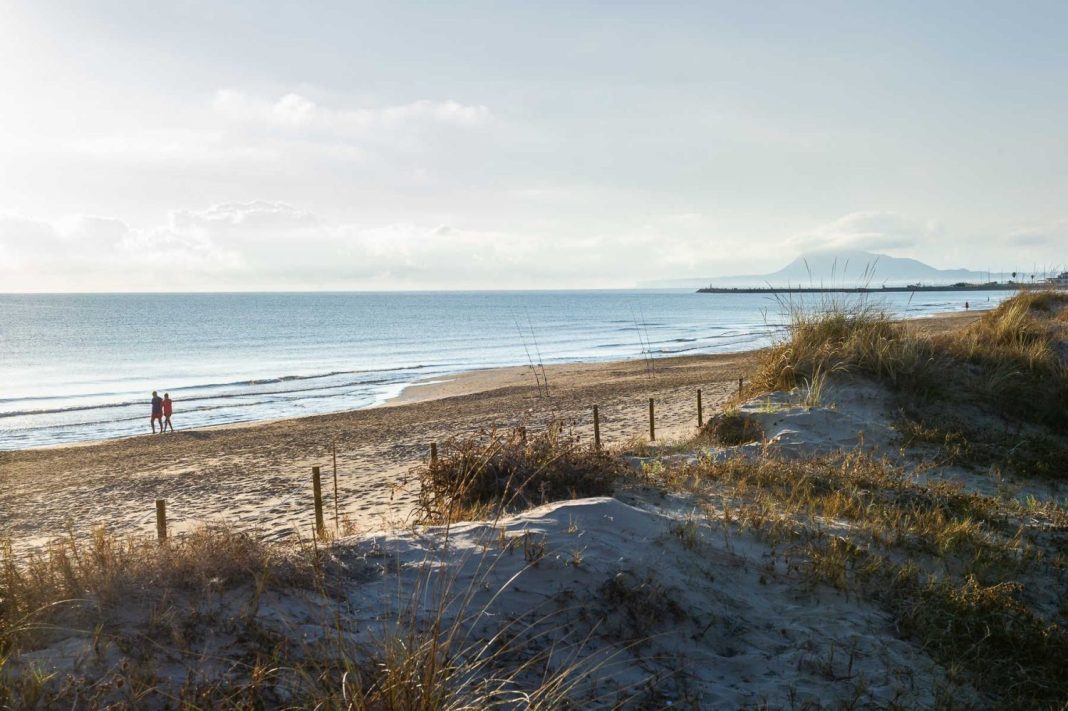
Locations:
0;523;615;708
411;422;628;524
697;411;765;446
752;292;1068;420
751;291;1068;479
4;290;1067;708
714;290;1068;706
639;448;1068;708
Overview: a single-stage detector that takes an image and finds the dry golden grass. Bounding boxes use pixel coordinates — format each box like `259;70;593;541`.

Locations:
897;406;1068;479
0;523;631;708
752;290;1068;436
941;292;1067;375
412;422;628;524
642;450;1068;707
697;410;765;446
749;299;938;394
1;525;302;652
6;291;1066;707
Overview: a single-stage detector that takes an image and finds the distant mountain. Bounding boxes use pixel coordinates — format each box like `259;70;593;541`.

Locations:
647;250;1011;289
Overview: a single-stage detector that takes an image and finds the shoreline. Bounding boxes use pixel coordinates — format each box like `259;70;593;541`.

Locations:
358;308;981;409
14;350;759;453
6;309;980;455
0;348;762;550
0;310;981;552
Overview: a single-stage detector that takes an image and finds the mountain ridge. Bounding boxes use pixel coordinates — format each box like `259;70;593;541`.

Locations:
646;250;1012;289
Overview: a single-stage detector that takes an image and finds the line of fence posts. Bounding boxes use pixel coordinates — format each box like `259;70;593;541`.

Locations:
149;384;733;541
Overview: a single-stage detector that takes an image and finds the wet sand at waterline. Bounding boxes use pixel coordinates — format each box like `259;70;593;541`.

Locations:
0;312;979;552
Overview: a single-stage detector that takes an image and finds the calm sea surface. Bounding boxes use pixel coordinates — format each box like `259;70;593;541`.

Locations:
0;290;1014;449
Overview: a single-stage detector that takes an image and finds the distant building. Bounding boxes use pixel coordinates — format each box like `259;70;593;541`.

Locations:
1044;271;1068;285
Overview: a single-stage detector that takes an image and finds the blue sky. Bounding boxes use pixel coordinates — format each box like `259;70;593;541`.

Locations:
0;1;1065;290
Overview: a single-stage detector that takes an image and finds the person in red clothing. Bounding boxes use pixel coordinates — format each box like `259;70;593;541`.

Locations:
162;393;175;433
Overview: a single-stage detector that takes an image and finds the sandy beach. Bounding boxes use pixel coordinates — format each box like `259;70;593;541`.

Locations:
0;311;979;553
6;296;1066;707
0;349;751;551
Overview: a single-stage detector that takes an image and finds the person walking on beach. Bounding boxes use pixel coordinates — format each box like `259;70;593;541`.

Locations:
162;393;174;433
150;391;163;434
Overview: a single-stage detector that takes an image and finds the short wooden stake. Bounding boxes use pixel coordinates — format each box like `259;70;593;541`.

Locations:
593;405;601;450
332;441;339;534
738;377;743;396
312;466;326;538
649;398;656;441
155;499;167;541
697;388;703;428
430;442;438;464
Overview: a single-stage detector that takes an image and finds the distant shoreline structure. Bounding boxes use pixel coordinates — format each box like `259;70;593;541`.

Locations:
697;282;1067;294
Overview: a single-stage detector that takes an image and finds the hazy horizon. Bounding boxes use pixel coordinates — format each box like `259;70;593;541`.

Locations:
1;2;1065;292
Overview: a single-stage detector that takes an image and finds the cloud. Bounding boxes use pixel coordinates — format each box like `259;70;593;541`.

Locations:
0;211;241;290
789;211;940;253
212;91;492;134
74;128;274;168
2;200;741;290
1006;218;1068;247
171;201;319;233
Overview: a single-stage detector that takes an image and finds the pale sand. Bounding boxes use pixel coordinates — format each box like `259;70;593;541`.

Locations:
0;311;979;552
4;311;1004;705
0;351;754;551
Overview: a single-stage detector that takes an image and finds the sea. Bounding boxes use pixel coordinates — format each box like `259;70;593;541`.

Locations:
0;289;1016;450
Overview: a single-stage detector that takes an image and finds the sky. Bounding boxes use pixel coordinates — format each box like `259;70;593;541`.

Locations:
0;1;1065;292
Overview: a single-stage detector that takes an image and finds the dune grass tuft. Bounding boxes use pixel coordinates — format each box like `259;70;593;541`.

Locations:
413;422;628;524
751;290;1068;432
699;410;765;446
750;299;938;396
0;526;302;654
641;449;1068;707
1;522;632;708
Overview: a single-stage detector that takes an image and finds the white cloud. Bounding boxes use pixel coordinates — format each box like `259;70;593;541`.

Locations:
171;201;319;232
9;200;1055;292
0;211;241;290
1007;218;1068;247
212;91;492;134
788;211;940;253
0;201;739;290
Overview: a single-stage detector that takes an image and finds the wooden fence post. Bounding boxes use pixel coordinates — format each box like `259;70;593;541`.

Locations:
649;398;656;441
430;442;438;464
697;388;703;428
593;405;601;450
332;441;339;534
738;377;743;396
155;499;167;541
312;466;325;538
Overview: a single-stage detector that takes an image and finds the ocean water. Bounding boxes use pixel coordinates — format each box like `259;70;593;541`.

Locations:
0;290;1014;450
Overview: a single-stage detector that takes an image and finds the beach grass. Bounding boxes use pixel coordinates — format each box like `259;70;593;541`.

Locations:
753;290;1066;392
641;449;1068;707
0;522;625;708
411;422;628;525
697;410;765;446
4;290;1067;707
750;290;1068;464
